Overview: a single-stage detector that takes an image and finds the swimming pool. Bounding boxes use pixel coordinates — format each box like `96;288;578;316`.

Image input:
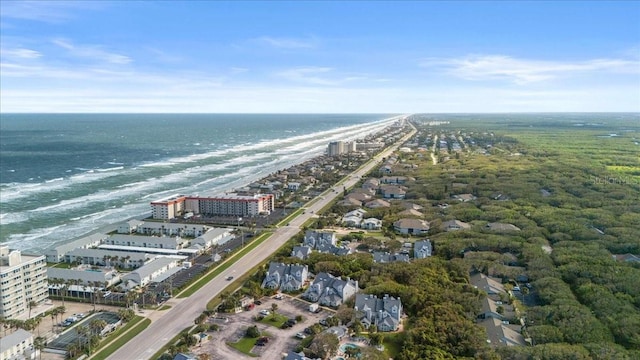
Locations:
339;342;360;353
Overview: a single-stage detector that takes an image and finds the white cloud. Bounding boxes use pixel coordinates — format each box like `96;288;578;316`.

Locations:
1;48;42;59
52;39;132;65
422;55;640;84
0;1;106;23
276;66;336;85
257;36;316;49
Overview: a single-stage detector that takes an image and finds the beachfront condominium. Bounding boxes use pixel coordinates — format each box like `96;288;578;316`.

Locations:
0;246;48;319
327;140;357;156
151;193;275;220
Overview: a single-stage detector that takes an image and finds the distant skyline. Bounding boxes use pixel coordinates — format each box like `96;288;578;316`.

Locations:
1;1;639;113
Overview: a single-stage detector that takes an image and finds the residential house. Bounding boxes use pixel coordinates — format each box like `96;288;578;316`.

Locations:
380;185;406;199
393;218;430;235
613;253;640;263
380;176;410;184
441;219;471;231
362;178;380;192
373;252;410;263
477;297;506;321
486;223;521;232
303;230;337;250
261;262;308;291
361;218;382;230
338;197;362;207
303;272;358;307
398;209;423;217
414;240;433;259
284;352;313;360
346;192;372;203
342;208;367;228
453;193;477;202
291;246;312;260
480;318;527;347
354;294;403;332
365;199;391;209
287;182;302;191
470;273;505;298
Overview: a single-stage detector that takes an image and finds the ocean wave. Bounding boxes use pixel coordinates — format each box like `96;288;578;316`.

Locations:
0;169;124;203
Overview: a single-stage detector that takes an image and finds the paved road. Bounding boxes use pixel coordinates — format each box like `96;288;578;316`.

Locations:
105;119;416;360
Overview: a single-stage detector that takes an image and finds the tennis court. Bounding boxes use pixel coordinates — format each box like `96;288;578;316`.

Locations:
46;311;121;351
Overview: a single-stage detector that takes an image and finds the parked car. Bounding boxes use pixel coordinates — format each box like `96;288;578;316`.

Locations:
254;300;262;305
260;309;270;316
296;332;307;339
274;293;283;300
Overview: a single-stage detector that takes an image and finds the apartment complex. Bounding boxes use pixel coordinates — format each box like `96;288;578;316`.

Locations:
151;193;275;220
327;141;357;156
0;246;48;319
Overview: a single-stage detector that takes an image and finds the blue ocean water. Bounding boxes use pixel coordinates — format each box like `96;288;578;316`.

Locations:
0;113;401;252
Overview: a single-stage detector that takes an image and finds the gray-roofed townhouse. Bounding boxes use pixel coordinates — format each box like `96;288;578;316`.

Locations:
45;233;108;263
470;273;505;298
481;318;526;347
393;218;430;235
191;228;234;249
47;266;121;287
373;252;410;263
303;230;337;250
354;294;403;332
64;248;154;269
414;240;433;259
105;234;187;250
261;262;308;291
303;272;358;307
117;219;144;234
121;257;181;289
291;246;312;260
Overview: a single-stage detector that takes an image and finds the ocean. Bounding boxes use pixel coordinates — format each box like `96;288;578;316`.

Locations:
0;113;401;252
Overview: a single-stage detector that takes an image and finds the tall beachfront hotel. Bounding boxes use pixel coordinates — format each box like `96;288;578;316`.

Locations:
151;193;275;220
0;246;48;319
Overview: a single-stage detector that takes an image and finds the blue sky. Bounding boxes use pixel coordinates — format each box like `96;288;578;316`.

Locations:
1;1;639;113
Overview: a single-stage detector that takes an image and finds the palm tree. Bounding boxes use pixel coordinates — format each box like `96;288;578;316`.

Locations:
90;319;107;337
34;336;45;360
28;300;38;318
66;343;79;359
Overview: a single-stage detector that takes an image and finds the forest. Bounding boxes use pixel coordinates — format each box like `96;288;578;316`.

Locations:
232;114;640;359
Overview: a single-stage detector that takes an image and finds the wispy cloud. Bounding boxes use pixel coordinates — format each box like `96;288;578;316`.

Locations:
2;48;42;59
0;1;106;23
256;36;316;49
52;39;132;65
422;55;640;84
276;66;336;85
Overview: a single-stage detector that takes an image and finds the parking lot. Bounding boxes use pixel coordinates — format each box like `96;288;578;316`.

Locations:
193;294;333;359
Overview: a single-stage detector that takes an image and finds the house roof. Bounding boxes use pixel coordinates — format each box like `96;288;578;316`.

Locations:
486;223;521;232
398;209;423;217
0;329;32;353
394;218;430;231
365;199;391;208
470;273;505;295
481;318;526;347
442;219;471;230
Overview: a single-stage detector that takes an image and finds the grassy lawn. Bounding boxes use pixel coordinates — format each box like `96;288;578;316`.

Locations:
177;232;272;298
91;317;151;360
276;208;304;227
227;337;259;357
158;305;171;311
381;333;403;359
50;262;73;269
258;313;288;328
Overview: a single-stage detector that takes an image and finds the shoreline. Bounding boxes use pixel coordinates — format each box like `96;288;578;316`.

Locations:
20;115;409;255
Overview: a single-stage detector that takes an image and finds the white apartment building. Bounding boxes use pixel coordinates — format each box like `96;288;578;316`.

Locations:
0;329;35;360
0;246;48;319
150;193;275;220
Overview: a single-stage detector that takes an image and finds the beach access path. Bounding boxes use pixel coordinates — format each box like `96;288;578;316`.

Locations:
104;123;416;360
